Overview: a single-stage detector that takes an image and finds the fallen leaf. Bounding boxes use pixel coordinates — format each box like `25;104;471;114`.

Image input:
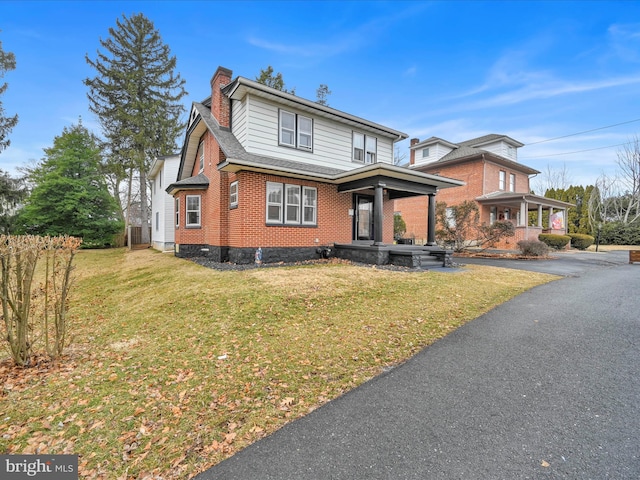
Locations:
541;460;550;467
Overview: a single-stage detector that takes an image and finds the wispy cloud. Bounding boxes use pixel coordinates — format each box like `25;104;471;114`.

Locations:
607;22;640;63
246;2;430;60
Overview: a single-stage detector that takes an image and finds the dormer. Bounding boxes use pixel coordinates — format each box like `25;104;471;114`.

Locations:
409;137;459;166
459;134;523;162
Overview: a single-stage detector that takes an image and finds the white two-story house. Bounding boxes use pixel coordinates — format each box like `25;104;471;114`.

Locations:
165;66;463;265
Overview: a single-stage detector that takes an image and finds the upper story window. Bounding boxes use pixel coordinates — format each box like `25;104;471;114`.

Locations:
279;109;313;151
186;195;201;228
198;141;205;173
509;173;516;192
422;148;430;158
499;170;506;190
353;132;378;164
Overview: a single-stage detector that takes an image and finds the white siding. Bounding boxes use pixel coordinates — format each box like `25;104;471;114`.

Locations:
231;99;248;147
232;94;397;170
480;141;518;161
413;143;454;166
150;155;179;251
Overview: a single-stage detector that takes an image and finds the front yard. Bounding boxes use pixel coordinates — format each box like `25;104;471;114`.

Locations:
0;248;557;479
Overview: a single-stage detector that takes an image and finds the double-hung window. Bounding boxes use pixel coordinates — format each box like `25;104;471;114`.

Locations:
229;181;238;208
186;195;201;227
266;182;283;223
279;110;313;151
499;170;506;190
353;132;378;163
509;173;516;192
175;198;180;228
266;182;317;226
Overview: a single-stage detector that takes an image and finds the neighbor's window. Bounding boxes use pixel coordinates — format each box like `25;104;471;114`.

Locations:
155;211;159;231
509;173;516;192
175;198;180;228
499;170;506;190
186;195;201;227
267;182;317;226
229;181;238;208
422;148;430;158
490;206;497;224
445;207;456;228
279;110;313;151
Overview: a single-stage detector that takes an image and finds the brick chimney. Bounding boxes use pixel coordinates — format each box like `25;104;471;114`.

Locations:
409;138;419;165
210;66;233;127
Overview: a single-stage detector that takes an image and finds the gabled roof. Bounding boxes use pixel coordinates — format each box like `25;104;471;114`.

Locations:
458;134;524;148
222;76;408;141
411;133;538;175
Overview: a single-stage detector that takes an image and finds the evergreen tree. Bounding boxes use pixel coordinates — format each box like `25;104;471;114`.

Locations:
256;66;296;94
17;122;123;246
0;168;26;233
0;34;18;153
84;13;187;243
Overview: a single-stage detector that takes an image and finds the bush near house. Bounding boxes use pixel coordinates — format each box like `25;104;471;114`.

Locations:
517;240;550;257
569;233;595;250
538;233;571;250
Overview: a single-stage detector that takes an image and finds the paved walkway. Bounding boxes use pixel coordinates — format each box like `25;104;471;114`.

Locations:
195;250;639;479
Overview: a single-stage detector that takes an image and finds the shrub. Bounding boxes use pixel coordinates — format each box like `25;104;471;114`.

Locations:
569;233;595;250
518;240;550;257
538;233;571;250
599;222;640;245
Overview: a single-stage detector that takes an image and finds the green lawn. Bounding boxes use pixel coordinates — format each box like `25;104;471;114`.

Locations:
0;248;557;479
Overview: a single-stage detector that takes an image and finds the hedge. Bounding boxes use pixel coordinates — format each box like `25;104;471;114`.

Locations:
538;233;571;250
517;240;550;257
569;233;595;250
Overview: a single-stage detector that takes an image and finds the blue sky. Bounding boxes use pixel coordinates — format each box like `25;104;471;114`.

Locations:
2;0;640;189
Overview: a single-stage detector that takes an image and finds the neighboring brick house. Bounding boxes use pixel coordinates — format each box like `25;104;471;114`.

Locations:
165;67;463;265
149;154;180;251
394;134;573;249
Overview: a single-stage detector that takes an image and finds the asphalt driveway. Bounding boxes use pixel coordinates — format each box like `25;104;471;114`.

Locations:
195;250;639;479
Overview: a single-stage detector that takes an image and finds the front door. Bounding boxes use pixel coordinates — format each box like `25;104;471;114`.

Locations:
354;194;374;241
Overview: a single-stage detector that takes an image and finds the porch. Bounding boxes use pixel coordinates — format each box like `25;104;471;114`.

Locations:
334;242;453;268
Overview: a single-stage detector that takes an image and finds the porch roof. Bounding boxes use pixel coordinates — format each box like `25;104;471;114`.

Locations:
476;192;575;210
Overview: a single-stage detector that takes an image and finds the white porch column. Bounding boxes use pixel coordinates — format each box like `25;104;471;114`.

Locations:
549;207;554;228
520;201;528;227
537;204;543;227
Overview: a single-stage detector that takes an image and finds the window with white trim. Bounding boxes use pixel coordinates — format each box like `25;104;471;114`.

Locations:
279;110;313;151
499;170;506;190
175;198;180;228
285;184;301;224
186;195;201;227
198;141;204;172
353;132;378;164
266;182;317;226
509;173;516;192
422;148;430;158
155;211;159;231
230;181;238;208
266;182;283;223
